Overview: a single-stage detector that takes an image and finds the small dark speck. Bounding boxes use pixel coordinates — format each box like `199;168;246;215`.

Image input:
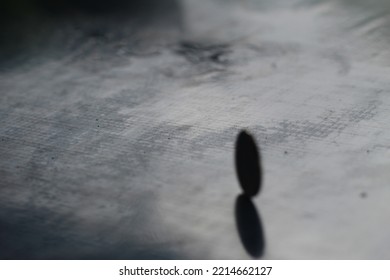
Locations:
168;137;171;140
210;52;223;63
97;125;100;127
96;119;99;121
51;157;55;160
366;150;370;153
1;139;4;141
360;192;367;198
284;151;288;155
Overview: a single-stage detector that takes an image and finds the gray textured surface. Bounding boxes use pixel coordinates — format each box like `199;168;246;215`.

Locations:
1;0;390;259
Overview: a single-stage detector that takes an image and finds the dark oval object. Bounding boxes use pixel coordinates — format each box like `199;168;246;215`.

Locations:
235;130;262;196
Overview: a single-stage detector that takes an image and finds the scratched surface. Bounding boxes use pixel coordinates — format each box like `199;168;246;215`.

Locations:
1;0;390;259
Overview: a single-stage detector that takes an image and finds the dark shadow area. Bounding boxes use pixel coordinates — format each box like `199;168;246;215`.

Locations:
35;0;174;15
235;130;262;196
0;0;182;70
235;194;265;258
0;0;181;19
0;205;182;260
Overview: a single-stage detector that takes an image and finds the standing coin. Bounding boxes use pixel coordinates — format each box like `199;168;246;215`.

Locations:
235;130;262;196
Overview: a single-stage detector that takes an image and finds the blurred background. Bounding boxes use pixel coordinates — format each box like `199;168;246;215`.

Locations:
1;0;390;259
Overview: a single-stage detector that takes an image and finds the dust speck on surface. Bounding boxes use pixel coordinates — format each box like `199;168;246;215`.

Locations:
176;41;230;65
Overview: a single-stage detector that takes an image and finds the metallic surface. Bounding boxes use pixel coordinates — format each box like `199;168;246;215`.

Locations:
1;0;390;259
